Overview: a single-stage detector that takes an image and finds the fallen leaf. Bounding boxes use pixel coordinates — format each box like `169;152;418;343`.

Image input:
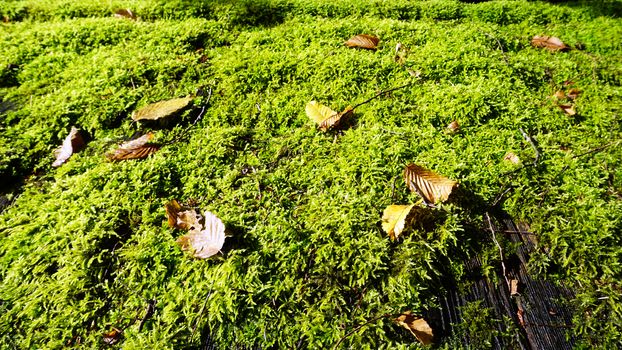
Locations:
395;312;434;345
503;152;520;164
553;90;566;100
566;88;581;100
177;211;226;259
113;9;136;20
558;104;576;116
102;328;122;345
53;126;86;167
510;279;520;296
106;132;160;161
131;97;193;122
305;101;353;132
345;34;379;50
407;68;421;78
531;35;570;52
382;204;415;240
165;199;185;228
394;42;408;64
176;210;203;231
446;120;460;134
404;164;457;205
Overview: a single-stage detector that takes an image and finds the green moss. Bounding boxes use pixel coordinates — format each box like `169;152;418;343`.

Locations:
1;0;621;348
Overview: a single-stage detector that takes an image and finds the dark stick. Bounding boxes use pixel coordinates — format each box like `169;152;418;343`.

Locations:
351;82;413;110
332;313;393;350
165;87;212;145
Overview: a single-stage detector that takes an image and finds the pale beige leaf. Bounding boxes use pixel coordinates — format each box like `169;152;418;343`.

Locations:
404;164;457;204
503;152;520;164
177;210;203;232
345;34;379;50
113;8;136;20
395;312;434;345
131;97;193;121
558;104;576;116
382;204;415;240
53;126;86;167
177;211;226;259
531;35;570;52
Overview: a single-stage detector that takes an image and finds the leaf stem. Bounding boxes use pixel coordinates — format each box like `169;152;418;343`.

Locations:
351;82;413;110
332;313;394;350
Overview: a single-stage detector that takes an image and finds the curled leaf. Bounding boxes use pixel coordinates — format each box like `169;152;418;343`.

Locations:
553;90;566;100
132;97;193;122
566;88;581;100
382;204;416;240
165;199;186;228
558;104;576;116
177;211;226;259
531;35;570;52
113;8;136;20
395;312;434;345
345;34;379;50
107;133;160;161
53;126;86;167
305;101;353;132
446;120;460;134
404;164;457;205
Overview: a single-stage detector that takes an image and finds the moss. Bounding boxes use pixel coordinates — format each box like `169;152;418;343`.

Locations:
1;0;622;348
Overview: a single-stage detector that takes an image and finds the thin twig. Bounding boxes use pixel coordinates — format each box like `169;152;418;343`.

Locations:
191;289;213;342
519;128;540;166
138;299;156;332
332;313;393;350
165;87;212;145
351;82;413;110
485;212;510;290
480;30;508;64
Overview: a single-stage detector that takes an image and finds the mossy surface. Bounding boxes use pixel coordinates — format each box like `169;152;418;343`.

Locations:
1;0;621;348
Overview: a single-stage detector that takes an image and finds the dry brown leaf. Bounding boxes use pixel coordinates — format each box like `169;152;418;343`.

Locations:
113;9;136;20
165;199;186;228
305;101;353;132
131;97;193;122
404;164;457;205
446;120;460;134
345;34;379;50
102;328;122;345
176;210;203;231
106;132;160;161
382;204;415;240
177;211;226;259
566;88;581;100
558;104;576;116
395;312;434;345
53;126;86;167
553;90;566;100
531;35;570;52
503;152;520;164
510;279;520;296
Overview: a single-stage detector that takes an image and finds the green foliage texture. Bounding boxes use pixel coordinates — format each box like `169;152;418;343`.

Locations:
0;0;621;348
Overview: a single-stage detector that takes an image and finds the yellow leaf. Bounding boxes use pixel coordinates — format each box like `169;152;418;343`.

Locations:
131;97;193;121
165;199;184;228
395;312;434;345
381;204;415;240
305;102;353;131
403;164;457;204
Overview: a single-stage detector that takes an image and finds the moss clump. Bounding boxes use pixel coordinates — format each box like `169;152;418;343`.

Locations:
1;0;621;348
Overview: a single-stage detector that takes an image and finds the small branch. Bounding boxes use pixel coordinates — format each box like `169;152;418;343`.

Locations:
165;87;212;145
480;30;508;64
191;289;213;341
351;82;413;110
519;127;540;166
332;313;393;350
485;212;510;290
138;299;156;332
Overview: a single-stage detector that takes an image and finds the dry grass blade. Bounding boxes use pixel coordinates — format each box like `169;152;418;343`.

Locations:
531;35;570;52
177;211;226;259
107;132;160;161
404;164;457;204
131;97;193;121
113;9;136;20
53;126;86;167
345;34;379;50
395;312;434;345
